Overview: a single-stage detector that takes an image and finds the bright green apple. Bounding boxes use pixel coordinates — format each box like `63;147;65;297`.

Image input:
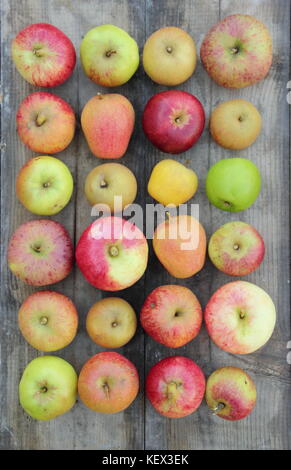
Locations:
19;356;77;420
80;24;139;87
206;158;261;212
16;156;73;215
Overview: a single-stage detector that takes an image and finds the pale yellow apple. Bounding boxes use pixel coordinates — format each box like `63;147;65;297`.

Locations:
148;159;198;206
210;99;262;150
84;163;137;212
143;27;196;86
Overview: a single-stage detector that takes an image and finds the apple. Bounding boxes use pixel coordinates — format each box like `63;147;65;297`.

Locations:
80;24;139;87
78;351;139;413
85;163;137;212
208;221;265;276
206;367;257;421
210;99;262;150
76;216;148;291
16;156;74;216
12;23;76;87
205;281;276;354
81;93;135;159
86;297;137;348
153;214;206;279
140;285;202;348
19;355;77;420
143;27;196;86
16;92;76;154
200;14;272;88
147;159;198;207
146;356;205;418
142;90;205;154
8;219;73;286
206;158;261;212
18;290;78;352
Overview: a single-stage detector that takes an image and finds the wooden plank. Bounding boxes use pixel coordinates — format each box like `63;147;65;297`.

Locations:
144;0;291;450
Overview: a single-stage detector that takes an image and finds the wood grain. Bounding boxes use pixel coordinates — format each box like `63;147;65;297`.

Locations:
0;0;290;450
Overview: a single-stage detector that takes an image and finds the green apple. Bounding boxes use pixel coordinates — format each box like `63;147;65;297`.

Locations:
16;156;73;215
19;356;77;420
80;25;139;87
206;158;261;212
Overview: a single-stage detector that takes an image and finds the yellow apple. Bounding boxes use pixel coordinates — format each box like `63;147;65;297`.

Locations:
148;159;198;206
210;99;262;150
143;27;196;86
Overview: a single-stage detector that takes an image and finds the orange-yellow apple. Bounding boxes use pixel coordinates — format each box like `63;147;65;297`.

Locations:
153;215;206;278
200;14;272;88
147;159;198;206
12;23;76;87
16;156;73;215
85;163;137;212
78;351;139;413
18;290;78;352
146;356;205;418
143;27;196;86
8;219;73;286
16;92;76;154
81;93;135;159
205;281;276;354
206;367;257;421
19;356;77;420
208;221;265;276
86;297;137;348
76;216;148;291
140;285;202;348
210;99;262;150
80;25;139;87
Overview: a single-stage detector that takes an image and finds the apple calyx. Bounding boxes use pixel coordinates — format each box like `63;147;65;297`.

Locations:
239;309;246;320
35;113;46;127
99;177;108;188
42;181;51;188
108;245;119;257
31;243;41;253
212;402;225;414
32;47;43;58
39;316;48;325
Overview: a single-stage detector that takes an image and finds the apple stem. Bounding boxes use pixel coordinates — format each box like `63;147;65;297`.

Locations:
212;402;225;414
166;46;173;53
96;92;103;100
111;321;118;327
40;386;48;393
33;48;43;57
39;316;48;325
233;244;240;251
36;113;46;126
100;177;107;188
105;50;117;57
109;245;119;257
167;381;178;401
103;383;110;398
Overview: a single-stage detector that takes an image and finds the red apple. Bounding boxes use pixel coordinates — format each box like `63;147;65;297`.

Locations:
140;285;202;348
78;351;139;414
142;90;205;154
76;216;148;291
8;219;73;286
12;23;76;87
16;92;76;154
206;367;257;421
208;221;265;276
205;281;276;354
18;290;78;352
146;356;205;418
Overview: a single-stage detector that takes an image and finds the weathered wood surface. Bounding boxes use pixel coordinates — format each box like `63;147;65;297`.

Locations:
0;0;290;450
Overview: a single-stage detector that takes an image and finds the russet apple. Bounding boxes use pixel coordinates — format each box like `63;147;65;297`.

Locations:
210;99;262;150
143;27;196;86
18;290;78;352
206;158;261;212
146;356;205;418
208;221;265;276
8;219;73;286
200;14;272;88
16;92;76;154
81;93;135;159
153;215;206;279
78;351;139;414
147;159;198;206
140;285;202;348
206;367;257;421
142;90;205;154
12;23;76;87
85;163;137;212
80;25;139;87
19;356;77;420
205;281;276;354
16;156;73;216
76;216;148;291
86;297;137;348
